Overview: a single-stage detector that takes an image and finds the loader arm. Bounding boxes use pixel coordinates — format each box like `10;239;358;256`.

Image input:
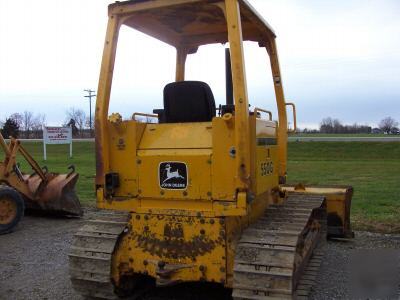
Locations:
17;141;47;182
0;132;11;157
1;133;46;183
0;133;36;200
0;132;82;216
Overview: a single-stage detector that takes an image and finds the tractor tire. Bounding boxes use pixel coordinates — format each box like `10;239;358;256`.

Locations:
0;186;24;234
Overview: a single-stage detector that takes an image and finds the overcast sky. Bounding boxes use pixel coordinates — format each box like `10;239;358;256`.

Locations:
0;0;399;128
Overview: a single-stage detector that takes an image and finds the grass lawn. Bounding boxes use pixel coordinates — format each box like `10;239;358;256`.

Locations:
288;142;400;232
1;141;399;232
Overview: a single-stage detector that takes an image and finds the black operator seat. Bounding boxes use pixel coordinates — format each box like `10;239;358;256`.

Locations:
162;81;216;123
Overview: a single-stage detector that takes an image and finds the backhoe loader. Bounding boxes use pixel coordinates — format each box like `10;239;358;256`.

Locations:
0;133;82;234
69;1;353;299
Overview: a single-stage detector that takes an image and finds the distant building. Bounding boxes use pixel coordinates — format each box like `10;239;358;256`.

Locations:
371;128;382;134
390;127;400;135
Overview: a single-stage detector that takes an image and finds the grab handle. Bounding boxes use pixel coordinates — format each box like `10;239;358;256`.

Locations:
254;107;272;121
132;112;158;121
285;102;297;133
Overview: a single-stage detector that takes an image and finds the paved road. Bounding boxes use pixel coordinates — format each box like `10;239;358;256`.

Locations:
289;136;400;142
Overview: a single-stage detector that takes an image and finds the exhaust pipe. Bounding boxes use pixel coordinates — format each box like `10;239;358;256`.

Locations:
225;48;234;106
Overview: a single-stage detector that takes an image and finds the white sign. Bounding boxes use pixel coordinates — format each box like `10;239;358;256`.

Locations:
44;127;72;144
43;127;72;160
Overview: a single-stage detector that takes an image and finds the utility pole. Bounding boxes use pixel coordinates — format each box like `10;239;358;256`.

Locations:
84;89;96;137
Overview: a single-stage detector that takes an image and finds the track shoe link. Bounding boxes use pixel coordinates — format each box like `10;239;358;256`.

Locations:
233;194;326;299
69;210;130;299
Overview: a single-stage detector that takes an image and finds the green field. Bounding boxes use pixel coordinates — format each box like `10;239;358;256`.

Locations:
1;141;399;233
293;133;386;137
287;142;400;232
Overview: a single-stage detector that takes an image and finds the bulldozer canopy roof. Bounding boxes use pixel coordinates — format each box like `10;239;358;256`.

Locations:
109;0;276;50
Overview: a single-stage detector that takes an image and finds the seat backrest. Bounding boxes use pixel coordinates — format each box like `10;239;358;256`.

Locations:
163;81;216;123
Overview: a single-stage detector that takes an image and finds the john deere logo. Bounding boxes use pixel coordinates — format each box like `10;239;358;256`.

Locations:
159;162;187;190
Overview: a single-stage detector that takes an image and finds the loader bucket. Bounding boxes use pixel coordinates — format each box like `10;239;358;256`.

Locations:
22;169;83;216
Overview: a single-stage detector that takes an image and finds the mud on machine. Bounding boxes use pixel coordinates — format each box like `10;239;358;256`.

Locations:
69;1;353;299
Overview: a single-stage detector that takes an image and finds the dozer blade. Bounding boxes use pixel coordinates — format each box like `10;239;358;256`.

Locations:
22;171;83;216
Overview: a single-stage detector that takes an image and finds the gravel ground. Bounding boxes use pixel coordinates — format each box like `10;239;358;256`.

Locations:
0;213;85;300
1;211;399;300
310;232;400;300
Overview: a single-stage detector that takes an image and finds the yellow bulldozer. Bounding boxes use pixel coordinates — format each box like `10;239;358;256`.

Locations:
0;133;82;234
69;1;353;299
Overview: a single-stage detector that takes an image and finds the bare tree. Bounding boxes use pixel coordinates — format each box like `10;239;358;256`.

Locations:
85;116;94;136
66;108;86;137
31;114;46;138
320;117;334;133
332;119;342;133
379;117;398;134
22;111;34;138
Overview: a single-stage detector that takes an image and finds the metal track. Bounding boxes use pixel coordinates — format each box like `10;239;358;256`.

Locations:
69;210;130;299
295;241;326;300
232;194;326;300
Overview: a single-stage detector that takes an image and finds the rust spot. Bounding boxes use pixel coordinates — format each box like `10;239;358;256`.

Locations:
164;222;184;239
131;229;223;260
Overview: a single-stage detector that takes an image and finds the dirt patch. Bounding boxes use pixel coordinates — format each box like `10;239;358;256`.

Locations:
1;211;399;299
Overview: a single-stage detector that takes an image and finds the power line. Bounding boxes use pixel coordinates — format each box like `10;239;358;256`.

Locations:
84;89;96;137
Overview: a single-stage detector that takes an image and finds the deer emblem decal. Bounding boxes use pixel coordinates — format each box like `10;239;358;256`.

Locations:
159;162;187;189
163;164;185;183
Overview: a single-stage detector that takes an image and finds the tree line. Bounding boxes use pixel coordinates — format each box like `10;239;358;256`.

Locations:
0;112;46;139
1;109;398;138
302;116;399;134
0;108;93;139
